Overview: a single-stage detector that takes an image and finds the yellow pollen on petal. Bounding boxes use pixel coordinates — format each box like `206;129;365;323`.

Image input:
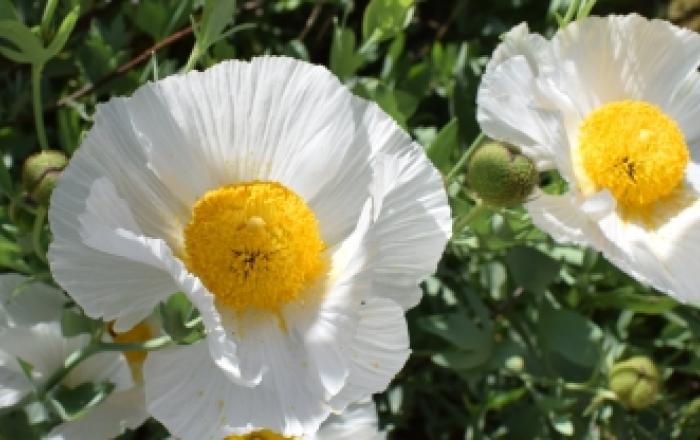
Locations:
224;430;294;440
576;100;689;216
183;181;325;313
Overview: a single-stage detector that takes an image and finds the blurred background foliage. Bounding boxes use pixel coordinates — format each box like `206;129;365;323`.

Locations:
2;0;700;439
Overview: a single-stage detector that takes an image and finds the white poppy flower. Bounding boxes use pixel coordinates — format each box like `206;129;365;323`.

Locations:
477;15;700;302
0;274;148;439
47;56;451;438
221;401;385;440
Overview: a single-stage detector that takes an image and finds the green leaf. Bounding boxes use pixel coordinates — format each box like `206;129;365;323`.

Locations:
16;357;34;380
362;0;414;43
426;118;458;174
538;306;602;369
49;381;115;421
588;288;677;314
44;7;80;59
159;293;202;343
61;309;100;337
419;310;493;370
506;246;561;293
0;408;38;440
0;20;46;65
194;0;236;54
0;0;19;20
329;24;364;82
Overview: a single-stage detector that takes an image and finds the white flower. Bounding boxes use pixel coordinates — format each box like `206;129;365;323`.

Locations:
478;15;700;302
221;401;385;440
48;56;451;438
0;274;148;439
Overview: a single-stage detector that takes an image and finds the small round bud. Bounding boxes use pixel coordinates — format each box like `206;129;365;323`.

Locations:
505;355;524;372
609;356;659;410
22;150;68;206
466;141;538;207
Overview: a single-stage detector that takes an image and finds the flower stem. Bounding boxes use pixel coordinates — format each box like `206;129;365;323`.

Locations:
97;335;173;352
31;64;49;151
32;206;48;264
452;203;488;234
445;132;485;184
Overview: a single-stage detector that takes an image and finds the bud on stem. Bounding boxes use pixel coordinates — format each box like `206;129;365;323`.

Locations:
465;141;538;208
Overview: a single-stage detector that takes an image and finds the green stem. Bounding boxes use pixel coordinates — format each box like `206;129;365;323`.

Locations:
97;335;173;352
445;132;485;184
452;203;488;234
32;206;48;264
183;46;200;72
31;64;49;151
36;343;99;400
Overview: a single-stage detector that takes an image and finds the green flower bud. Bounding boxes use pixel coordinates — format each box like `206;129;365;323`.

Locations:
609;356;659;410
465;141;538;207
22;150;68;206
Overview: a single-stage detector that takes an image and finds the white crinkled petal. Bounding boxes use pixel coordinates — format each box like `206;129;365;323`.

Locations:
330;298;410;411
50;177;186;332
477;56;569;170
312;401;384;440
666;72;700;161
548;15;700;115
46;387;148;440
144;340;329;439
0;274;67;328
486;22;552;74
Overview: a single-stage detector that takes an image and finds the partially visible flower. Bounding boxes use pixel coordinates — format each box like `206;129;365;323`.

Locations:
478;15;700;302
224;401;385;440
48;56;451;438
0;274;148;439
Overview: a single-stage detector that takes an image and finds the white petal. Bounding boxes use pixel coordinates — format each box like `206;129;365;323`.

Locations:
486;22;552;74
46;387;148;440
0;274;66;328
330;298;409;411
50;177;184;331
548;15;700;114
665;72;700;160
526;190;602;247
359;148;451;309
477;55;569;170
312;401;384;440
144;340;329;439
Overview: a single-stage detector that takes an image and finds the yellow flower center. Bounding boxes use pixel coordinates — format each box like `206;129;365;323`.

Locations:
576;100;688;214
184;181;325;313
224;430;294;440
110;321;154;380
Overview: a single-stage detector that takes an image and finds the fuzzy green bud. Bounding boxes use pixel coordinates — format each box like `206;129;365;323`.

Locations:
22;150;68;206
465;141;538;207
609;356;659;410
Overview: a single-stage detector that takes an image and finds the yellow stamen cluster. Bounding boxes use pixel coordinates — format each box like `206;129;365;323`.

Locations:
184;181;325;313
577;100;689;213
224;430;294;440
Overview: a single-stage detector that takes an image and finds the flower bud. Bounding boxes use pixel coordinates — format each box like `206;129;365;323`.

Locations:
22;150;68;206
608;356;659;410
465;141;538;207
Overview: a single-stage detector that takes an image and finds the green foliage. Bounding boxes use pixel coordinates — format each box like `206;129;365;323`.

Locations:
0;0;694;438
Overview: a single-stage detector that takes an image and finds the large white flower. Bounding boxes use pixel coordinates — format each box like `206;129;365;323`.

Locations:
478;15;700;302
48;56;451;438
0;274;148;439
